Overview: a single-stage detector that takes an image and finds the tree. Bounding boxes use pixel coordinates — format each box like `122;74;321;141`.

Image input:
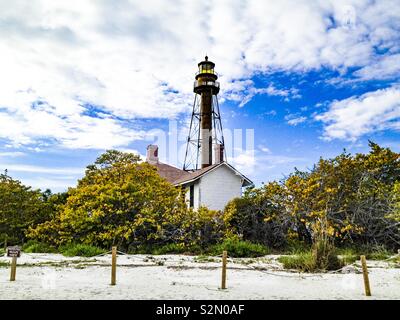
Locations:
223;141;400;251
0;173;51;245
224;182;289;248
284;142;400;248
28;150;188;250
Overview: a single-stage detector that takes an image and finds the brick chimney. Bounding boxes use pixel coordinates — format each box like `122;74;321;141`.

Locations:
146;144;159;164
214;143;224;164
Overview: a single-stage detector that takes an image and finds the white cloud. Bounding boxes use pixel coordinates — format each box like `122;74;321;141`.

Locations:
315;87;400;141
0;0;399;149
286;116;307;126
0;151;25;157
17;177;78;192
0;99;145;149
229;149;256;175
0;163;84;175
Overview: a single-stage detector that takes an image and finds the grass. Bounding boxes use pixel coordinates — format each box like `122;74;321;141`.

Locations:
22;240;58;253
283;239;311;255
278;252;316;272
336;245;394;263
278;252;343;272
58;243;106;257
278;244;395;272
208;239;269;258
278;238;343;272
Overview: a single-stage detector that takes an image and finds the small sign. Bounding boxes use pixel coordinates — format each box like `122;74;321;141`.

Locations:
7;246;21;258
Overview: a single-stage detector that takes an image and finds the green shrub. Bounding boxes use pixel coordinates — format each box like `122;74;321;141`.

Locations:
152;243;187;255
278;252;316;272
58;243;106;257
22;240;57;253
208;239;269;258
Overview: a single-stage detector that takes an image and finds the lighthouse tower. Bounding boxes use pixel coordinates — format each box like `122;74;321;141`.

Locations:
183;56;225;171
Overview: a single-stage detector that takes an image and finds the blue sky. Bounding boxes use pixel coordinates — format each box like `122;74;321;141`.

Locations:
0;0;400;192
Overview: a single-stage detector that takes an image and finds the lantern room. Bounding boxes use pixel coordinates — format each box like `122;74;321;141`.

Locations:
194;56;220;94
195;56;218;80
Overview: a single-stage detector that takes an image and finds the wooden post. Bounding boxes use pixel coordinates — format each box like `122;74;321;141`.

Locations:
10;257;17;281
360;255;371;296
111;246;117;286
221;250;227;289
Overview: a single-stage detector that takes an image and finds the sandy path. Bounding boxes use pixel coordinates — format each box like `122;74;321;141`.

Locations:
0;253;399;300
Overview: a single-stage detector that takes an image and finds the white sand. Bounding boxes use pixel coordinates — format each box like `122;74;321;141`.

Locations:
0;253;399;300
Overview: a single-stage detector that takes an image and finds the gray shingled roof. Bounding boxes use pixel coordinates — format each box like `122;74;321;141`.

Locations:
149;161;253;187
151;162;190;184
172;163;219;185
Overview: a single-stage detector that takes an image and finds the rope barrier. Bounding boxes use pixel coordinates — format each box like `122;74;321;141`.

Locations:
91;250;112;258
4;250;396;277
222;253;357;278
382;252;400;262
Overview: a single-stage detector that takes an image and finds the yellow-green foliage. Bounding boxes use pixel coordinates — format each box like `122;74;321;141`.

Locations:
281;141;400;248
28;150;188;249
23;142;400;255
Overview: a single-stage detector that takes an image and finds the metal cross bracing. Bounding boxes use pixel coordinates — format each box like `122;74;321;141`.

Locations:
183;88;226;171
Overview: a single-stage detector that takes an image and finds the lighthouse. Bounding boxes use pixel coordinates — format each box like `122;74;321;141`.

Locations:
146;57;253;211
183;56;225;171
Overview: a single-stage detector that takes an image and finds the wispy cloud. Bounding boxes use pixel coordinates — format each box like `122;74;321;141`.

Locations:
225;81;301;107
287;116;307;126
285;114;307;126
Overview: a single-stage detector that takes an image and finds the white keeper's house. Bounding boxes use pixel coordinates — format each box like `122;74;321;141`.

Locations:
146;145;253;211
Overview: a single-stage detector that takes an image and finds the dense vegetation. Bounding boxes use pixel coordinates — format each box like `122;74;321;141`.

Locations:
1;142;399;270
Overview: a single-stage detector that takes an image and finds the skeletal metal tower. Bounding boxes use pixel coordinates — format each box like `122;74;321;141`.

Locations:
183;56;225;171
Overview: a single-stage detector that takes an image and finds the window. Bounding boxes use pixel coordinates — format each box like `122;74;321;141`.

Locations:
199;63;214;74
189;185;194;208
